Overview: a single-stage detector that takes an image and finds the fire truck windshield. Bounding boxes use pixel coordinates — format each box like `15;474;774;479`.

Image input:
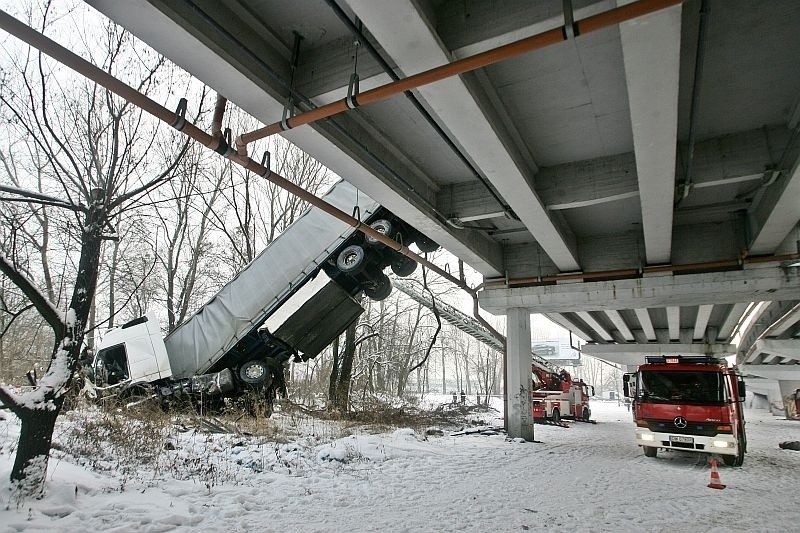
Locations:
639;371;725;405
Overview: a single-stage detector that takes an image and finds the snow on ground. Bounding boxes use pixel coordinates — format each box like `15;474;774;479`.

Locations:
0;400;798;532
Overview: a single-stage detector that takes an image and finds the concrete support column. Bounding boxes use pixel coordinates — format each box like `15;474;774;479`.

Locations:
506;307;534;441
778;380;800;419
743;378;781;412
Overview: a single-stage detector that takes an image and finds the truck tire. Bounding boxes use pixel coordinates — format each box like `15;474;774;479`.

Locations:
118;384;157;412
415;235;439;253
391;255;417;277
365;273;392;301
239;360;270;386
551;408;561;424
365;219;394;246
582;407;591;421
643;446;658;458
722;434;745;466
336;245;367;275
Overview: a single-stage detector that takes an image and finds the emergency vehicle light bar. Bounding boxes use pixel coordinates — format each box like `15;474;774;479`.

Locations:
645;355;721;364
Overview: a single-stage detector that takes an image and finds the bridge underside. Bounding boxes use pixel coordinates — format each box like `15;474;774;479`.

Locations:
88;0;800;435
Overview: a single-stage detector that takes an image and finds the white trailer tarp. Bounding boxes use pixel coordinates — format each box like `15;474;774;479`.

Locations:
164;180;379;378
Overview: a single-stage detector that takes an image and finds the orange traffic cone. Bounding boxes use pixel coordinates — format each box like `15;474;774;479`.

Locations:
707;458;726;490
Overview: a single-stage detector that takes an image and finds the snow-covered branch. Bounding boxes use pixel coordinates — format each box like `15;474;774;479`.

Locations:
0;184;86;212
0;252;66;336
0;339;73;413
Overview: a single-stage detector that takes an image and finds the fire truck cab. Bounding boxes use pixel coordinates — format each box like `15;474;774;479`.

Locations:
624;355;747;466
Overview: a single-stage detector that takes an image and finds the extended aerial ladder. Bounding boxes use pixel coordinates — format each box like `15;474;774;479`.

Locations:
393;279;594;425
391;279;559;378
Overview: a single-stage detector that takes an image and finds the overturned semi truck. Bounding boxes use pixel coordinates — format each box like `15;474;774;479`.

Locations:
91;180;437;412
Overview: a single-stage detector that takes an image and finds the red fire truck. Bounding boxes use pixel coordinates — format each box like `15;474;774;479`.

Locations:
623;355;747;466
531;363;593;423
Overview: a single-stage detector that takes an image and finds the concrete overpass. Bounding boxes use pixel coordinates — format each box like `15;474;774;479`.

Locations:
88;0;800;436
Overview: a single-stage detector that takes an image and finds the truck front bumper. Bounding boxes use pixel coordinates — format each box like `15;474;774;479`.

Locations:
635;428;737;456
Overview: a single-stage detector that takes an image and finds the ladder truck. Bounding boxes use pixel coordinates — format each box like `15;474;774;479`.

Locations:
529;363;594;424
392;280;594;423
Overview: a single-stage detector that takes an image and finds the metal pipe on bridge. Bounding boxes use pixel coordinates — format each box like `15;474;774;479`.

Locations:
483;253;800;289
234;0;685;155
0;9;472;296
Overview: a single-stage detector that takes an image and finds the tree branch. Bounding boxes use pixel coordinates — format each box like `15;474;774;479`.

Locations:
0;185;85;212
0;252;65;336
0;303;34;337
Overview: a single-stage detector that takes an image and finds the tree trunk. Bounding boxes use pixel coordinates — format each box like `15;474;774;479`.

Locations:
327;334;340;408
397;304;422;396
333;320;357;411
7;197;104;494
10;406;60;497
441;344;446;394
107;236;120;328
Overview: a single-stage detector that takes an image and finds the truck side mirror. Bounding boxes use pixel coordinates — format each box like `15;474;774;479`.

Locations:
623;373;634;398
738;379;746;401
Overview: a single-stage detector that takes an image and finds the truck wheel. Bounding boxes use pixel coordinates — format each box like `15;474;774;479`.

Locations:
365;273;392;301
118;384;156;412
551;408;561;424
391;255;417;277
365;219;394;246
582;407;591;421
336;245;367;275
415;235;439;253
239;360;270;386
722;436;745;467
643;446;658;458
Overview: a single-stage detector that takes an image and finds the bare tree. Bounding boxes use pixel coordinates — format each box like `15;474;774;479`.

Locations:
209;116;333;274
151;145;223;331
0;4;194;497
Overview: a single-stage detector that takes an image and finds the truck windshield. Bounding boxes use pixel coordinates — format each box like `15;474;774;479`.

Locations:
639;371;725;405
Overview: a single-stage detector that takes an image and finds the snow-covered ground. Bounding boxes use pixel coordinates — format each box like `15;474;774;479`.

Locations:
1;400;798;532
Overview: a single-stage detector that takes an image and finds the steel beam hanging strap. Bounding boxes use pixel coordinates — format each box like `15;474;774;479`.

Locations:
235;0;685;152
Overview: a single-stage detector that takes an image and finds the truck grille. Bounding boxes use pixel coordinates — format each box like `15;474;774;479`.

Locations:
646;420;725;437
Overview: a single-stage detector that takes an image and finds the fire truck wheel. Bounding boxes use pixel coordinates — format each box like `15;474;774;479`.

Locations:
582;407;591;421
722;439;745;467
551;408;561;424
643;446;658;458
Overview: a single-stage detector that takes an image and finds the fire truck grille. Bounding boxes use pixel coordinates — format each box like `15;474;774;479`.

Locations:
646;420;723;437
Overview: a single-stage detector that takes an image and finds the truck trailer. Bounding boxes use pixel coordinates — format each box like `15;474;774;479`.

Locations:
623;355;747;466
91;180;436;412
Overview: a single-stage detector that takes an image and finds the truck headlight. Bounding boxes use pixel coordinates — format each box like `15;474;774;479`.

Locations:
640;434;655;441
712;440;733;448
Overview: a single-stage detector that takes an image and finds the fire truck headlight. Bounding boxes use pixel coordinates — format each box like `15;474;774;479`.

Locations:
640;434;655;441
713;440;733;448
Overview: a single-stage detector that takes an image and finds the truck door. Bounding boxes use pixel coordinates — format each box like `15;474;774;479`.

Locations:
94;344;130;386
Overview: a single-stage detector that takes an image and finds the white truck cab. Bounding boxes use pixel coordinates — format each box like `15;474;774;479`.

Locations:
94;312;172;387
